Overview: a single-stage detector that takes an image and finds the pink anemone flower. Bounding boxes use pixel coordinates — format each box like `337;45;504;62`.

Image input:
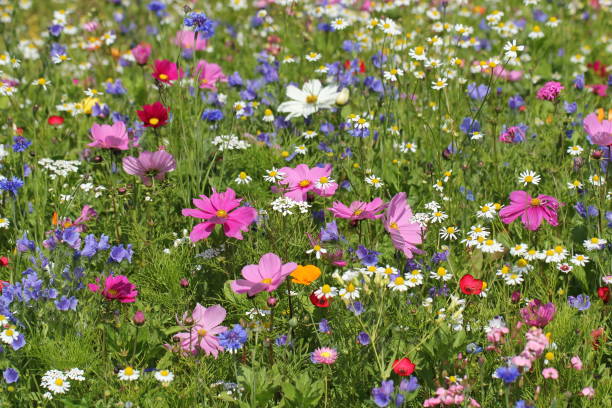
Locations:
328;198;385;221
122;149;176;186
499;191;561;231
383;192;424;258
173;304;227;357
231;253;297;296
88;121;129;150
194;60;228;90
182;188;257;241
278;163;338;201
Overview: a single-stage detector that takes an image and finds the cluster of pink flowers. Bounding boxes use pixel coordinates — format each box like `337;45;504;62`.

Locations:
510;327;549;370
536;81;564;101
278;164;338;201
423;384;480;407
485;327;509;351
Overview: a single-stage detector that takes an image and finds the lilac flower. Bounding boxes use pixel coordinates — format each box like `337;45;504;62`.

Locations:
109;244;133;263
399;376;419;392
460;117;480;134
574;74;585;90
3;368;19;384
564;101;577;114
356;245;380;266
321;221;340;242
568;294;591;311
61;228;81;250
347;301;364;315
55;296;78;311
16;233;35;252
371;380;394;407
467;83;489;100
508;94;525;110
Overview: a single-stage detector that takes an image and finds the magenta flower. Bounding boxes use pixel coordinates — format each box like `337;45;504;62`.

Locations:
328;198;385;221
131;43;152;65
499;191;561;231
278;163;338;201
88;121;129;150
87;275;138;303
194;60;227;90
174;30;207;50
311;347;338;364
383;192;424;258
173;304;227;357
583;109;612;146
520;299;556;327
122;149;176;186
231;253;297;296
536;81;564;101
182;188;257;242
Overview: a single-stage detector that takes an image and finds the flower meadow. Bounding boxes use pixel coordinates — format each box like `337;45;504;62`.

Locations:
0;0;611;406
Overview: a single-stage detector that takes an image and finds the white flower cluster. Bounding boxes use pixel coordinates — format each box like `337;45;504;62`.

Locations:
211;134;249;151
270;197;311;216
38;158;80;179
40;368;85;398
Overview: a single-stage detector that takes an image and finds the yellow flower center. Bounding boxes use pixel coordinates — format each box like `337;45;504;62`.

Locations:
346;283;355;292
160;370;169;376
124;367;134;376
264;109;272;116
524;175;533;182
485;239;494;246
216;210;228;218
437;267;447;276
313;245;321;251
320;351;331;358
530;198;541;206
55;378;64;386
415;46;424;55
319;177;329;184
321;284;331;294
149;118;159;125
239;172;248;179
517;259;528;267
390;222;399;229
261;278;272;284
5;329;13;336
299;179;311;187
306;94;318;104
197;329;207;336
554;246;564;254
395;276;405;285
590;238;599;244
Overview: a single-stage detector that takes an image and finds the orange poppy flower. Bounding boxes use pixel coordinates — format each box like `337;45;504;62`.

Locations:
290;265;321;285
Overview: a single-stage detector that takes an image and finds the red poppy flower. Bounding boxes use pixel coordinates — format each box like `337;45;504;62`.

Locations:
137;101;169;128
459;274;483;295
392;358;415;376
48;115;64;126
0;257;7;267
310;292;330;308
597;287;610;304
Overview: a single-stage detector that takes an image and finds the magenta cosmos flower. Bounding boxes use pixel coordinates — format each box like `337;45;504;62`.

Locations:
383;192;424;258
182;188;257;242
231;253;297;296
88;121;129;150
173;304;227;357
328;198;385;221
520;299;556;327
194;60;227;90
499;191;561;231
278;163;338;201
122;150;176;186
87;275;138;303
583;109;612;146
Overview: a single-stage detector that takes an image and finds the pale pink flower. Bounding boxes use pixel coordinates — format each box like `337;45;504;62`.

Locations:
383;192;424;258
194;60;227;90
173;304;227;357
583;110;612;146
580;387;595;398
542;367;559;379
122;150;176;186
174;30;208;50
230;253;297;296
88;121;129;150
328;198;385;220
571;356;583;370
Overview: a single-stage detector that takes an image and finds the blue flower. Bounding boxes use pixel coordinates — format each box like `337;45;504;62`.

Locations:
3;368;19;384
109;244;133;263
371;380;394;407
318;319;331;334
12;136;32;153
508;94;525;110
568;294;591;311
0;177;25;196
48;24;63;37
347;301;364;315
494;366;520;384
16;232;35;252
218;324;248;353
515;400;534;408
357;331;370;345
467;83;489;100
55;296;78;311
201;109;224;122
184;12;215;38
320;221;340;242
399;376;419;392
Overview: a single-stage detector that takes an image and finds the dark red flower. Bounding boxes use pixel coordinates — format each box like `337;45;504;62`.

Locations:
151;59;183;84
459;274;483;295
587;60;608;78
597;287;610;304
137;101;169;128
392;358;415;376
48;115;64;126
310;292;330;308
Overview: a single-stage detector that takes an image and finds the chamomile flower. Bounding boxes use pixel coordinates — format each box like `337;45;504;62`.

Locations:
524;248;545;261
314;284;338;299
235;172;252;185
84;88;103;97
262;109;274;122
476;203;497;219
510;243;528;256
305;52;321;62
479;239;504;253
399;142;417;153
440;226;460;240
431;77;448;90
518;170;541;186
365;175;384;188
339;282;360;300
0;328;19;344
32;77;51;90
383;68;404;82
0;217;9;229
302;130;317;140
570;254;589;266
306;244;327;259
584;237;607;251
512;258;533;274
315;175;335;191
504;273;524;285
409;46;427;60
496;265;511;278
566;145;583;155
589;174;605;186
431;266;453;281
331;17;349;30
567;180;583;190
469;225;489;238
503;40;524;59
430;211;448;223
118;366;140;381
45;376;70;394
263;168;285;183
294;145;308;155
155;369;175;384
405;270;424;287
388;275;409;291
546;16;560;27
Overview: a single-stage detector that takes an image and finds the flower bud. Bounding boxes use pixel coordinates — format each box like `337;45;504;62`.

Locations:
132;310;145;326
180;278;189;288
335;88;350;105
267;297;278;307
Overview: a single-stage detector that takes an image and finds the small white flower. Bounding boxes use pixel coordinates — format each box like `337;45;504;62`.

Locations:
235;172;252;185
306;244;327;259
566;145;583;156
117;367;140;381
518;170;541;186
155;369;175;383
365;175;384;188
570;254;589;266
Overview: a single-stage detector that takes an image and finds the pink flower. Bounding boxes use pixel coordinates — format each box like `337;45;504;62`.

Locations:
131;43;152;65
88;275;138;303
174;30;207;50
536;81;564;101
173;304;227;357
194;60;228;90
73;205;97;232
383;192;424;258
311;347;338;364
580;387;595;398
583;109;612;146
587;83;608;97
122;150;176;186
230;253;297;296
542;367;559;379
520;299;556;327
328;198;385;221
88;121;129;150
278;164;338;201
499;191;561;231
487;327;509;343
492;66;523;81
182;188;257;241
571;356;583;370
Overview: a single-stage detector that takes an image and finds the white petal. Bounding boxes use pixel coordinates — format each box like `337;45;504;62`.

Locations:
285;85;306;102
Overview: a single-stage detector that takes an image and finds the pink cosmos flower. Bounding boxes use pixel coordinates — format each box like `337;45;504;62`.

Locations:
520;299;556;327
122;150;176;186
583;109;612;146
173;304;227;357
328;198;385;221
194;60;228;90
278;164;338;201
536;81;564;101
571;356;583;370
492;66;523;81
230;253;297;296
383;192;424;258
182;188;257;242
542;368;559;379
499;191;561;231
87;275;138;303
311;347;338;364
174;30;207;50
131;43;152;65
88;121;129;150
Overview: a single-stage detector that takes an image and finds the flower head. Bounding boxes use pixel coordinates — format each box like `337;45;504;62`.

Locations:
231;253;297;296
173;304;227;357
122;150;176;186
499;191;561;231
137;101;170;128
311;347;338;364
88;121;129;150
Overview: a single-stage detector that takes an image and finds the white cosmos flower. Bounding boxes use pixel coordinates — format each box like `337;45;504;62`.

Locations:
277;80;340;120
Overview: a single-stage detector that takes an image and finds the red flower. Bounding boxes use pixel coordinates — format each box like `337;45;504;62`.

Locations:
392;358;415;376
597;287;610;304
151;59;183;84
310;292;330;307
0;257;8;267
459;274;483;295
587;60;608;78
48;115;64;126
137;101;169;128
591;328;605;350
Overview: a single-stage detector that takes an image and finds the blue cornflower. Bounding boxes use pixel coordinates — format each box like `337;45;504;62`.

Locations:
515;400;534;408
356;245;380;266
0;177;24;196
48;24;63;37
347;301;364;315
184;12;215;38
218;324;248;353
564;101;577;114
201;109;224;122
12;136;31;153
508;94;525;110
357;331;370;345
494;366;520;384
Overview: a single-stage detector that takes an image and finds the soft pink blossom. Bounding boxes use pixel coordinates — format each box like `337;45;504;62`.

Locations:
182;188;257;241
122;150;176;186
131;43;152;65
583;110;612;146
520;299;557;327
88;121;129;150
499;191;561;231
230;253;297;296
328;198;385;220
383;192;424;258
571;356;583;370
174;30;208;50
173;304;227;357
580;387;595;398
278;164;338;201
536;81;564;101
542;367;559;379
194;60;228;90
